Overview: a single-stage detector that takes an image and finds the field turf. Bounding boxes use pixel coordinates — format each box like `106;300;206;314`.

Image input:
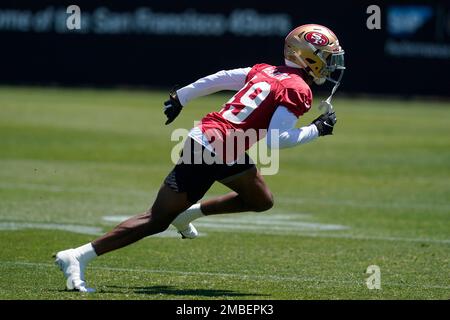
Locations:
0;86;449;300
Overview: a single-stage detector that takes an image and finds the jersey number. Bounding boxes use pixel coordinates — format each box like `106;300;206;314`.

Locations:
221;81;271;124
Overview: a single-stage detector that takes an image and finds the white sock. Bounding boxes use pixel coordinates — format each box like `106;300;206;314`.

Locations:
74;243;97;264
172;203;204;229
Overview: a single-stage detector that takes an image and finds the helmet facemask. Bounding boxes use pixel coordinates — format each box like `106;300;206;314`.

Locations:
315;50;346;86
325;51;346;86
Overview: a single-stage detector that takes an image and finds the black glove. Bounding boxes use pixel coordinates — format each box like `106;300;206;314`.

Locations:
311;111;337;136
163;86;183;125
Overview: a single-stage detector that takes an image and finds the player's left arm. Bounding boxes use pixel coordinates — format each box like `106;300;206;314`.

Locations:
267;106;336;149
163;67;250;125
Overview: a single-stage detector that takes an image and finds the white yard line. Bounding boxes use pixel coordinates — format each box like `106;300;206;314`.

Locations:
0;221;185;238
102;213;314;223
0;217;448;244
104;214;348;231
102;215;450;244
0;222;103;235
1;260;449;290
194;221;348;232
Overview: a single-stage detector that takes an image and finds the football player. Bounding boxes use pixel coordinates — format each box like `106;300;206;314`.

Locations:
54;24;345;292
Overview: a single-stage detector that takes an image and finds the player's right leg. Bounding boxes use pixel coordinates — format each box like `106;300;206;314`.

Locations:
54;183;193;292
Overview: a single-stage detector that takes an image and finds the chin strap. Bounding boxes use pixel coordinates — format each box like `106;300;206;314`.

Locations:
319;64;345;114
318;80;341;114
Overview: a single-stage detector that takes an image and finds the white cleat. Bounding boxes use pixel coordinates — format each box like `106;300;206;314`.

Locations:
54;249;95;293
177;223;198;239
74;283;95;293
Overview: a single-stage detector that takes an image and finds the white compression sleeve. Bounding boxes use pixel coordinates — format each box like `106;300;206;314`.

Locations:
176;67;251;106
267;106;319;149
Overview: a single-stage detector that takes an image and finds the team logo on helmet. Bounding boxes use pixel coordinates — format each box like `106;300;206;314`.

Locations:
304;31;329;46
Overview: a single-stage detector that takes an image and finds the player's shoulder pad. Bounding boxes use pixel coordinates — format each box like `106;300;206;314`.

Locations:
277;85;313;118
283;74;312;99
246;63;272;81
251;63;272;70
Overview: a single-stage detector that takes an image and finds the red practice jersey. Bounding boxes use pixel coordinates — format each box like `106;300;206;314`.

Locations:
195;63;313;161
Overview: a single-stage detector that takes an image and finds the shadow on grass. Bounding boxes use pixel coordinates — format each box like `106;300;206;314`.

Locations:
104;285;269;298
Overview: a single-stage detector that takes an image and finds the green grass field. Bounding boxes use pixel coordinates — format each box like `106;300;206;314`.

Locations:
0;86;449;300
